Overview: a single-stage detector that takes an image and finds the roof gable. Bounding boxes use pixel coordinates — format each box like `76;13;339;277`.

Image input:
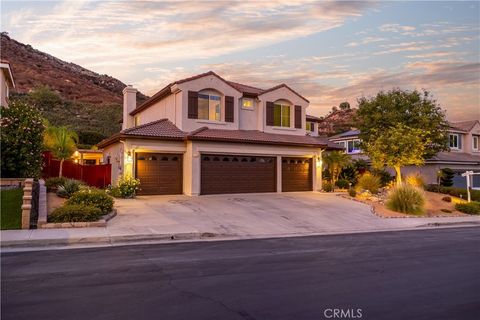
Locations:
259;83;309;103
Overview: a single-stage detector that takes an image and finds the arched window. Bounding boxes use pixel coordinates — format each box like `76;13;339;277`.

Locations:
273;99;291;127
198;89;222;121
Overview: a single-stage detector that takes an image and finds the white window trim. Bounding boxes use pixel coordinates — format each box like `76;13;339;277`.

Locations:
273;103;291;128
346;139;361;154
198;92;222;122
449;133;460;150
473;136;479;151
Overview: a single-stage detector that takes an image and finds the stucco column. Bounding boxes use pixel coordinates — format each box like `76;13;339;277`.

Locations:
314;151;323;191
276;156;282;192
185;141;200;196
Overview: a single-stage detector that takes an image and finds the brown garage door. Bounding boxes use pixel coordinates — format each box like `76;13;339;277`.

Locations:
135;153;183;195
201;154;276;195
282;157;312;192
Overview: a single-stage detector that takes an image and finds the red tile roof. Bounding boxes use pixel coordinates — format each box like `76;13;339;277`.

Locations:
130;71;309;115
449;120;479;132
98;119;341;149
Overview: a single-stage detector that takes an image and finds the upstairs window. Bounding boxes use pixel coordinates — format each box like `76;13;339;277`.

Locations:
198;93;221;121
449;133;460;149
306;121;314;132
273;103;290;127
242;98;254;109
347;139;361;154
134;116;140;126
336;141;347;151
473;136;479;151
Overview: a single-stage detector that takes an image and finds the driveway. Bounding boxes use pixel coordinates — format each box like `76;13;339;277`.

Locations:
109;192;479;237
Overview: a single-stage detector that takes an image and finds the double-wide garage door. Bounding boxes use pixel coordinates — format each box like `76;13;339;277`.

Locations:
135;153;183;195
201;154;276;195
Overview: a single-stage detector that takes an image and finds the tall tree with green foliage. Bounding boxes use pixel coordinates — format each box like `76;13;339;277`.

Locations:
0;101;46;178
44;126;78;177
323;151;351;188
357;89;449;185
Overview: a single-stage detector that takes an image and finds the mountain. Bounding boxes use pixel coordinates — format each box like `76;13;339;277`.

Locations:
0;32;148;105
318;108;358;136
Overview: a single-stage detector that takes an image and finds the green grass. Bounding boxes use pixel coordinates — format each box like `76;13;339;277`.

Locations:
1;188;23;230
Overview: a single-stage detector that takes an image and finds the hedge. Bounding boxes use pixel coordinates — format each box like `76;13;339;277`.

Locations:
425;185;480;202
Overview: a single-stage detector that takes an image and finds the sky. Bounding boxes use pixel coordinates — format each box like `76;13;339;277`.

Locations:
1;0;479;121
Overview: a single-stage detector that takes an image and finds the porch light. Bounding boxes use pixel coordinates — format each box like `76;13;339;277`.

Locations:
316;158;322;167
126;151;133;164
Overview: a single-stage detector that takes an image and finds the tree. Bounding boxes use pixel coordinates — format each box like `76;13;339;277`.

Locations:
339;101;351;110
439;168;455;187
28;85;63;110
44;126;78;177
323;151;351;188
1;101;46;178
357;89;449;185
363;124;428;185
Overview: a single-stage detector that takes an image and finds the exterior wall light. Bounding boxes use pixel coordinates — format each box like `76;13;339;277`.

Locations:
125;150;133;164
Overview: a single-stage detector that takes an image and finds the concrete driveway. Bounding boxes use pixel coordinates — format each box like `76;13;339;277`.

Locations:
109;192;479;238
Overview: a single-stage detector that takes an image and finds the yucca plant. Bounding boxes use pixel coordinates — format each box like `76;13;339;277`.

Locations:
386;183;425;215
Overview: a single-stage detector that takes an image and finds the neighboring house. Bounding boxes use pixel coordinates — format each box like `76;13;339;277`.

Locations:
98;71;339;195
329;121;480;187
0;60;15;106
72;149;104;165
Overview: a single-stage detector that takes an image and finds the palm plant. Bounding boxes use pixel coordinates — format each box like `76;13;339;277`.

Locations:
323;151;351;189
44;126;78;177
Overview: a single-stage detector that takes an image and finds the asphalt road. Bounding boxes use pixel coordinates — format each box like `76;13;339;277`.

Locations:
2;228;480;320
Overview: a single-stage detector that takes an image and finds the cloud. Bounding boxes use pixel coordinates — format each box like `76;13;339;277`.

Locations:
3;0;373;73
346;36;386;47
379;23;416;33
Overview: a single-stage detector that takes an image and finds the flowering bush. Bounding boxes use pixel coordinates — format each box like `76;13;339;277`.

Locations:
108;175;141;198
0;101;46;178
66;188;114;214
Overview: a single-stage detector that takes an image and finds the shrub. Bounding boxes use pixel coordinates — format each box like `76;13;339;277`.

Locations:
66;189;114;214
339;165;357;186
455;202;480;215
440;168;455;187
348;188;357;197
56;179;83;198
335;179;350;189
386;184;425;215
371;168;394;187
106;185;122;198
356;173;381;194
116;175;141;198
441;196;452;203
425;185;480;202
406;174;426;189
48;204;102;222
45;177;68;192
0;100;46;178
323;181;333;192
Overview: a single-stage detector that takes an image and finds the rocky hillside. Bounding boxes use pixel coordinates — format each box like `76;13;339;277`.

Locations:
0;32;147;105
318;108;358;136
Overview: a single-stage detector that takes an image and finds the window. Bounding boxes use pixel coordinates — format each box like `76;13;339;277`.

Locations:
347;139;361;154
134;116;140;126
336;141;347;151
306;121;314;132
449;133;460;149
273;104;290;127
198;93;221;121
473;136;479;151
242;98;253;109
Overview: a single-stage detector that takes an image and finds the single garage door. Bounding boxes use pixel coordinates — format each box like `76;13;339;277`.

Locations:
282;157;312;192
135;153;183;195
201;154;276;195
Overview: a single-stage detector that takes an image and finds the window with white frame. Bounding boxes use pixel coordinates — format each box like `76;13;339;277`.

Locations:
347;139;361;154
198;93;221;121
306;121;314;132
336;141;347;151
273;103;291;127
449;133;460;149
242;98;253;109
473;136;479;151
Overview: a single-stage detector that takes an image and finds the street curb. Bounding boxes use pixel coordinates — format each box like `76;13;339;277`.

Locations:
2;224;479;252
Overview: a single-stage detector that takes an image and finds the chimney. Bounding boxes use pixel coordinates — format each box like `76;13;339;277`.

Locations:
122;85;137;130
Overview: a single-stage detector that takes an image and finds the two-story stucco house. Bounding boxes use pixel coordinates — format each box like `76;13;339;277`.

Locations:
98;71;339;195
0;60;15;106
329;120;480;187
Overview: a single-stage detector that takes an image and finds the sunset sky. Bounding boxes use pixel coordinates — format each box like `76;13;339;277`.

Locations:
2;1;479;120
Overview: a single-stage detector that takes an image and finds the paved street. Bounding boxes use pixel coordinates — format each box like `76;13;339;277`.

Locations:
2;227;480;320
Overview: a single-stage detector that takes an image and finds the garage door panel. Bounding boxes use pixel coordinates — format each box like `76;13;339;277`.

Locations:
282;158;312;192
135;153;183;195
201;155;276;195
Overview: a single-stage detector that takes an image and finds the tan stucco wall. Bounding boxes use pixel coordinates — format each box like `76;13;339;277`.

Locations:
102;142;124;184
258;86;308;136
0;69;8;107
135;92;181;127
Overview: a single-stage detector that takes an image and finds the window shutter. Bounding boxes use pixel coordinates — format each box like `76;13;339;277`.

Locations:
266;101;274;126
294;105;302;129
188;91;198;119
458;134;462;149
225;96;234;122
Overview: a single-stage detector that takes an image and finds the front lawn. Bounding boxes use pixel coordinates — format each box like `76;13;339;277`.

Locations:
1;188;23;230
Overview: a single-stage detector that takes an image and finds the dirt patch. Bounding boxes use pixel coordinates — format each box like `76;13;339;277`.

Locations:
47;192;66;214
349;191;468;218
